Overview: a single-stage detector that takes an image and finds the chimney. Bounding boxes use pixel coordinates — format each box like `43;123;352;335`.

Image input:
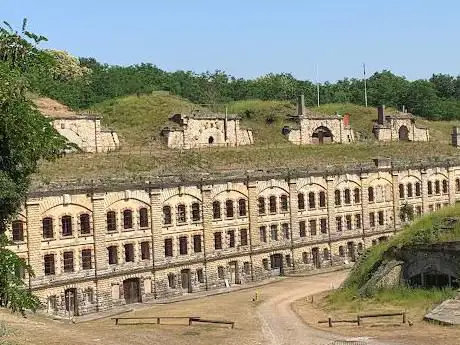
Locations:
377;105;385;125
297;95;305;116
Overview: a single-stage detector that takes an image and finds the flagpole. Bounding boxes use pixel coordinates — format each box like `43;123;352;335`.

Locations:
363;62;368;107
316;64;320;107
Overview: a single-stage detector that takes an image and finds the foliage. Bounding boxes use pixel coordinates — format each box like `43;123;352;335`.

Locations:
0;19;67;314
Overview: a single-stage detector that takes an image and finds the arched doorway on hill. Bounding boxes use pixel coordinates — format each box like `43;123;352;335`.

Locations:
399;125;409;141
312;126;333;144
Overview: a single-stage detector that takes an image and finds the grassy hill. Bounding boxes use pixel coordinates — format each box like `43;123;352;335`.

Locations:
33;94;460;182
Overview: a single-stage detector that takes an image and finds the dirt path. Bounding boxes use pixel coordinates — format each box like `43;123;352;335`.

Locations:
256;271;399;345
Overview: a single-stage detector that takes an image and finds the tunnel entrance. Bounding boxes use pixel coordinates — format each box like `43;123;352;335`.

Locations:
409;273;459;289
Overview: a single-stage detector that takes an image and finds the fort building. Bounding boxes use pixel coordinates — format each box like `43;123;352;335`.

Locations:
34;98;120;153
282;95;355;145
160;111;254;149
7;157;460;317
373;105;429;142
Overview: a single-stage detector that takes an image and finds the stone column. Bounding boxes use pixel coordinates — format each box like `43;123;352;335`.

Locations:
91;192;107;311
360;173;370;244
25;198;42;289
288;178;298;269
247;179;259;281
392;171;401;230
150;188;162;297
448;166;456;205
326;176;336;241
421;169;429;214
201;184;213;289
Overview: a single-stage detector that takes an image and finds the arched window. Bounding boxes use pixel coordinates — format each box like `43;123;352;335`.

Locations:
212;201;221;219
61;215;72;236
354;188;360;204
280;195;288;212
123;209;133;229
258;197;265;215
456;178;460;192
344;189;351;204
12;220;24;242
298;193;305;210
399;184;405;199
323;248;329;260
308;192;315;209
139;208;149;228
238;199;247;217
334;190;341;206
106;211;116;231
415;182;421;196
177;204;186;223
368;187;374;202
226;200;234;218
163;206;172;225
442;180;448;194
435;180;440;194
269;196;277;213
338;246;345;257
319;191;326;207
191;202;200;222
427;181;433;195
407;183;413;198
80;213;91;234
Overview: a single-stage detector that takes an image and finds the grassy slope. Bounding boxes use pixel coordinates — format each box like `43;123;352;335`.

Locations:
34;95;460;182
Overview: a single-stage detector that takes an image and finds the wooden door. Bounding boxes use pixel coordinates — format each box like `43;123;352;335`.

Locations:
181;269;192;293
123;278;141;304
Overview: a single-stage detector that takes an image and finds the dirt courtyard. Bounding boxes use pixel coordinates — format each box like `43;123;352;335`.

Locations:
0;271;456;345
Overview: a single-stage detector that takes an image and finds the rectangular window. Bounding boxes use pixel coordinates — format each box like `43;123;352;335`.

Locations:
320;218;327;234
270;224;278;241
282;223;290;239
44;254;55;275
193;234;202;253
214;232;222;250
416;205;422;216
319;192;326;208
299;221;306;237
226;200;234;218
123;210;133;229
259;226;267;242
280;195;288;212
107;211;117;232
258;197;266;215
415;182;421;196
285;255;292;267
63;251;74;273
177;204;186;223
213;201;221;219
240;229;248;246
163;206;172;225
346;215;352;230
369;212;375;227
164;239;173;257
309;219;317;236
196;268;204;283
228;230;235;248
344;189;351;204
238;199;247;217
243;262;251;275
355;214;362;229
62;215;72;236
407;184;413;198
80;214;91;234
141;241;150;260
12;221;24;242
428;181;433;195
336;216;342;232
179;236;188;255
217;266;225;279
139;208;149;228
298;193;305;210
262;258;269;270
82;249;92;269
308;192;316;209
124;244;134;262
378;211;384;225
108;246;118;264
191;203;200;222
269;196;277;213
42;218;54;239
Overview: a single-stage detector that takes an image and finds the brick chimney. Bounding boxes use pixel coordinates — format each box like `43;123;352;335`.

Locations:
377;105;385;125
297;95;305;116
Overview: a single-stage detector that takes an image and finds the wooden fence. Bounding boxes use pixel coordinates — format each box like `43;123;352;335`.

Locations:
319;311;407;327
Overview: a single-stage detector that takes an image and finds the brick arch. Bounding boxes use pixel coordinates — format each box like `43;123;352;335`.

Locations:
162;193;202;205
40;203;92;216
258;185;290;197
212;189;248;201
210;184;248;199
367;176;393;186
160;187;202;203
106;198;150;210
105;190;150;209
256;179;289;195
429;172;448;181
398;174;422;183
297;182;327;192
334;179;361;189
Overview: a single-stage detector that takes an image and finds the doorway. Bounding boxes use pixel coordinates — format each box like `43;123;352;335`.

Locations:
399;125;409;141
181;269;192;293
270;254;283;276
312;247;321;268
64;288;78;316
312;126;333;144
229;261;240;284
347;241;356;262
123;278;141;304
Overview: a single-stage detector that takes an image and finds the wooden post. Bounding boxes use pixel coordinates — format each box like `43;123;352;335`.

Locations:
115;318;119;325
157;317;160;324
357;315;361;326
328;317;332;327
188;318;193;326
402;312;406;324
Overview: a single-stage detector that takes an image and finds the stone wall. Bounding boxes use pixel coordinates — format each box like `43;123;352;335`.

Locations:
374;117;429;142
287;117;355;145
8;159;460;316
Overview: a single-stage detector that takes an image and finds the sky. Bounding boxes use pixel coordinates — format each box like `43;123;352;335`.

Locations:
3;0;459;82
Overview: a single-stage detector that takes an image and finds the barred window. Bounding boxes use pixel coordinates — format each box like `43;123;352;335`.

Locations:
238;199;247;217
42;217;54;239
308;192;315;209
258;197;266;215
123;210;133;229
106;211;116;231
82;249;92;269
213;201;221;219
139;208;149;228
80;214;91;234
226;200;234;218
163;206;172;225
12;221;24;242
191;203;200;222
177;204;186;223
61;216;72;236
298;193;305;210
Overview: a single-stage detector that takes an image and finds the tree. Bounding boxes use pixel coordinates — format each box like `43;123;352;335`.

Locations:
0;19;67;315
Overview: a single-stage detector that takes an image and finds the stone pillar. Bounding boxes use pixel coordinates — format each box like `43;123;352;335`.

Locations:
448;166;456;205
201;184;213;289
421;169;429;214
92;192;107;311
25;198;42;289
360;173;370;232
326;176;336;238
392;171;401;230
288;178;298;269
247;179;259;281
150;189;162;297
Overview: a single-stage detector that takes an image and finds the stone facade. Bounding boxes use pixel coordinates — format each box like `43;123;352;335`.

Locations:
8;158;460;316
373;105;429;142
283;95;355;145
161;112;254;149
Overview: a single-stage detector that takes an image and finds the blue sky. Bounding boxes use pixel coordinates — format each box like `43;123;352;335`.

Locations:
4;0;459;81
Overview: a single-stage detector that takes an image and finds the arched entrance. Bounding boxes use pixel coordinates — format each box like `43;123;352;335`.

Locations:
399;125;409;141
270;254;283;276
64;288;78;316
208;136;214;144
123;278;141;304
312;126;333;144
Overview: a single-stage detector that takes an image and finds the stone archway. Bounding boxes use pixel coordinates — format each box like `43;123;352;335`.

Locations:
399;125;409;141
312;126;333;144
